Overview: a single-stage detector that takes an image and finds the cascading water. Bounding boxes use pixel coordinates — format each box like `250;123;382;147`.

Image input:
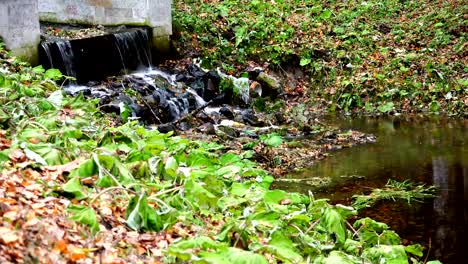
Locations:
39;28;153;83
40;40;76;78
38;27;239;126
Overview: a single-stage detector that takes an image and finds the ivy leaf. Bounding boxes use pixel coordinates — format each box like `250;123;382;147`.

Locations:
68;205;100;235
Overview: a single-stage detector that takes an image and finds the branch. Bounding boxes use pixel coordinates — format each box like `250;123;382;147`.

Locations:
90;186;137;204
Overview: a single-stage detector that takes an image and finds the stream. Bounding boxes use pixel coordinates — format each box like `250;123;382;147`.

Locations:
274;116;468;264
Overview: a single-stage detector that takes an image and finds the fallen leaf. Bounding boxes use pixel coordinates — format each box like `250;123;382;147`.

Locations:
0;227;20;244
54;239;69;254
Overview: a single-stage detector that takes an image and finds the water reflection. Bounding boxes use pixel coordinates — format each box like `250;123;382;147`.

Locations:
275;116;468;264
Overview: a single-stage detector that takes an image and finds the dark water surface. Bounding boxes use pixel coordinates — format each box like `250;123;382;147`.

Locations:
274;116;468;264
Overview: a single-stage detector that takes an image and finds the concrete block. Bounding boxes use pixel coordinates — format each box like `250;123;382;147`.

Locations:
0;0;40;64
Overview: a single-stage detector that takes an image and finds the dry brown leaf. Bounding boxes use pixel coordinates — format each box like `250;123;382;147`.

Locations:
54;239;69;254
0;227;20;244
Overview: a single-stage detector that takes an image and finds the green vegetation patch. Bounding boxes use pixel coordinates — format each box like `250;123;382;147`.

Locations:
174;0;467;115
0;43;439;262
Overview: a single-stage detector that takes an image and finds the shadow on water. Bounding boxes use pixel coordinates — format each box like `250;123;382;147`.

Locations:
273;116;468;264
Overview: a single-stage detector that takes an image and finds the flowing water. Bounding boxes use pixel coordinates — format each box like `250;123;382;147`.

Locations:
275;116;468;264
39;28;152;82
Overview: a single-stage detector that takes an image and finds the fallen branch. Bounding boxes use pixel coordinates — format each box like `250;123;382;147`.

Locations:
171;94;223;125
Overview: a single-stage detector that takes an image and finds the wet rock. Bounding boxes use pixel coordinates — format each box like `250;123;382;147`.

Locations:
220;106;235;120
203;71;221;101
64;86;91;97
275;112;286;124
175;73;190;82
153;75;171;90
249;81;262;98
178;122;191;131
157;123;176;134
189;78;205;97
129;103;145;118
216;125;239;139
255;72;282;97
198;123;216;135
242;109;260;126
247;67;263;79
188;64;205;78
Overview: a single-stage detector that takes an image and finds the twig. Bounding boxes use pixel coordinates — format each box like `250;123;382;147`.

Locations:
90;186;137;204
171;94;222;125
93;153;123;189
305;219;320;234
139;94;162;124
290;224;305;236
424;238;431;264
346;220;360;238
153;186;184;197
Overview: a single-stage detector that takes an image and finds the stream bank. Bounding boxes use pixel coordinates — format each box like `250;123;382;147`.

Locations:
274;116;467;264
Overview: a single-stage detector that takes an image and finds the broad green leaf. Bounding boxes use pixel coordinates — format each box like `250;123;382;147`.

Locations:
260;133;283;147
354;217;388;233
200;247;268;264
168;236;223;261
321;208;346;244
63;176;87;200
320;10;332;20
185;180;217;209
70;159;97;178
44;68;63;80
267;232;303;263
47;90;64;108
220;153;241;165
300;57;312;66
264;189;287;205
343;239;362;255
126;192;162;231
362;245;408;264
164;156;178;178
405;244;424;257
321;251;357;264
23;147;48;166
377;102;394;113
230;182;251;196
68;205;100;234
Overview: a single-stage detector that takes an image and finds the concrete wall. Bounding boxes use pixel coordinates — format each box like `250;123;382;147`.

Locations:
38;0;172;38
0;0;172;64
0;0;41;64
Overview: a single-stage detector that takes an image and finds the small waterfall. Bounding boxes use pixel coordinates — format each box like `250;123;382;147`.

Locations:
55;40;76;77
186;88;207;108
40;42;54;68
40;40;76;78
113;29;152;72
39;28;153;83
